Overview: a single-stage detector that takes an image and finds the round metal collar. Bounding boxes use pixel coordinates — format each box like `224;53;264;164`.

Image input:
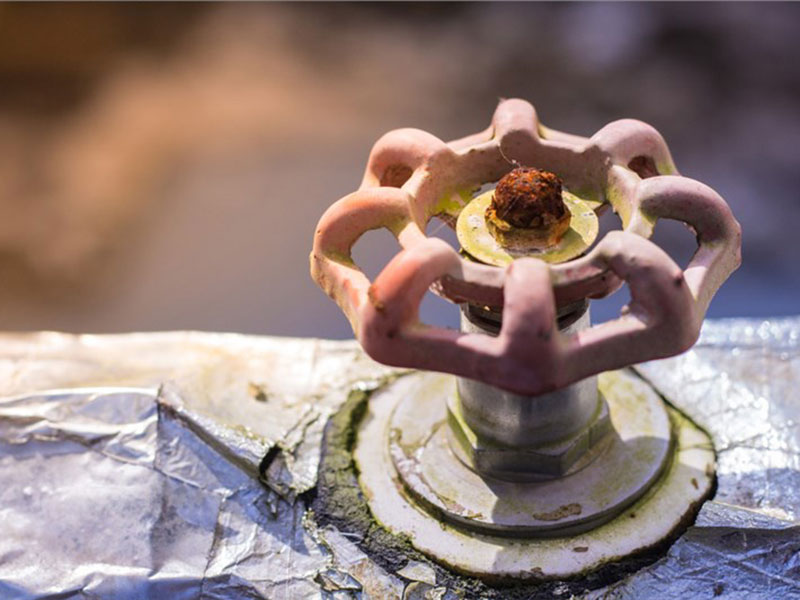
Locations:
456;188;599;266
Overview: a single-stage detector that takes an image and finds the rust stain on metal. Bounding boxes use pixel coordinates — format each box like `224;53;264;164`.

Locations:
532;503;582;522
380;164;413;188
367;285;386;311
491;168;568;229
486;167;571;249
628;155;659;179
247;382;269;402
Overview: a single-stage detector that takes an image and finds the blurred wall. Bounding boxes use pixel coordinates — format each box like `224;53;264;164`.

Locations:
0;3;797;339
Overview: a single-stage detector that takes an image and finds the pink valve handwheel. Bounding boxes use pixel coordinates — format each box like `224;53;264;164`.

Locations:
310;98;741;395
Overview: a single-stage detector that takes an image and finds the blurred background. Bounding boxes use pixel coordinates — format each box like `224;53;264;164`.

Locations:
0;2;797;339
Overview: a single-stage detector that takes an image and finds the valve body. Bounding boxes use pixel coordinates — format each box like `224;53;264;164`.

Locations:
452;302;610;481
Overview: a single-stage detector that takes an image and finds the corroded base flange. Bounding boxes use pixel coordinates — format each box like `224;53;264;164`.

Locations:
391;371;671;536
355;370;715;580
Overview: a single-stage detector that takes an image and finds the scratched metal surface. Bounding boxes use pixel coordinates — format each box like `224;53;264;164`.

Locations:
0;319;797;599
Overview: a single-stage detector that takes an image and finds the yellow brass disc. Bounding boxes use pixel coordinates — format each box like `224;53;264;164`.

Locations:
456;188;600;266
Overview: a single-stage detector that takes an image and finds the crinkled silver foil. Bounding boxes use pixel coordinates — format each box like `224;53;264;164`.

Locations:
636;317;800;525
0;320;798;598
0;333;396;599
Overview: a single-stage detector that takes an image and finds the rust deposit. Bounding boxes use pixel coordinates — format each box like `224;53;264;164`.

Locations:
485;167;571;249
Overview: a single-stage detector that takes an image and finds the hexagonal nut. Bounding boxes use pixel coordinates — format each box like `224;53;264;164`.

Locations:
446;396;611;481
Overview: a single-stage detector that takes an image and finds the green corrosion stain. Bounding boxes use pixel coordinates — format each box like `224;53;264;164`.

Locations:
433;188;475;219
310;379;421;574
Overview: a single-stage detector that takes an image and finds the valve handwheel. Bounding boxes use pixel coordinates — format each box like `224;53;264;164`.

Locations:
311;98;740;395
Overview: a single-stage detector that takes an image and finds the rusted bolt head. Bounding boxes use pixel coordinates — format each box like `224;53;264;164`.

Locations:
485;167;571;249
491;167;567;228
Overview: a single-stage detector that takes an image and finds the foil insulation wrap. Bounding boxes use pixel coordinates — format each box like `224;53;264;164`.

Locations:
0;319;797;599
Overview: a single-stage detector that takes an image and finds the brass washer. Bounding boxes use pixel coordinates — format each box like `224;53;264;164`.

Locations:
456;188;600;266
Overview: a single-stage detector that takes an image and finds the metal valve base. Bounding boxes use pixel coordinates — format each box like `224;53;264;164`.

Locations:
388;370;672;537
352;296;715;578
354;370;715;579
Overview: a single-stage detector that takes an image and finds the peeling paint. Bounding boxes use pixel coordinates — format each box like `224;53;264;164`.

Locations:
533;503;583;522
